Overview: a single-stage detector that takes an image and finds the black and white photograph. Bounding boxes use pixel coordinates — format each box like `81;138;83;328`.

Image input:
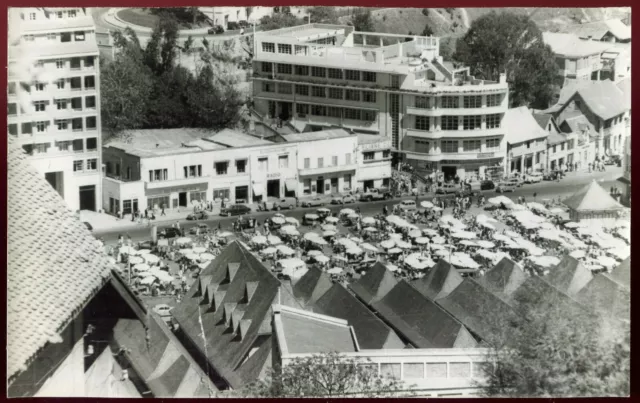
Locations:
7;5;631;398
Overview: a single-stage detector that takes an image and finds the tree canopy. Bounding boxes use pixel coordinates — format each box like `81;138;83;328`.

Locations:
308;6;339;24
351;8;375;32
453;11;558;109
101;15;244;138
259;13;304;31
234;352;411;398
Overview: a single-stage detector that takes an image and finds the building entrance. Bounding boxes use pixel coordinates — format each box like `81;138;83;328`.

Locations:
330;178;339;193
267;179;280;198
79;185;96;211
235;186;248;202
441;166;457;181
316;177;325;194
179;192;188;207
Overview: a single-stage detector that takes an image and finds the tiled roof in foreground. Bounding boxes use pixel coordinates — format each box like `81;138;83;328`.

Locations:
7;139;112;382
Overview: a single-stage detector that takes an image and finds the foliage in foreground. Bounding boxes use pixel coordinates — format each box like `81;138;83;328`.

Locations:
232;352;412;397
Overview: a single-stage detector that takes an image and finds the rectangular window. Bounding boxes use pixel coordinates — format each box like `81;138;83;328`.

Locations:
262;82;275;92
73;139;83;152
296;103;309;116
55;100;67;110
304;158;310;169
404;363;424;379
261;62;273;73
332;155;338;166
36;121;47;133
345;89;360;102
29;12;36;20
47;33;57;41
363;152;374;160
561;143;565;151
56;79;65;89
69;10;76;17
72;118;83;131
327;106;341;118
57;12;63;18
85;96;96;109
71;97;82;110
311;86;325;98
415;140;430;153
295;65;309;76
345;153;351;165
235;159;247;173
383;150;390;158
86;137;97;151
441;116;458;130
441;96;459;108
279;155;289;168
215;162;228;175
345;70;360;81
463;95;482;108
61;32;72;42
24;35;35;42
486;93;502;107
295;45;308;55
362;91;376;103
277;63;292;74
311;66;326;77
486;138;500;150
362;110;376;121
463;115;481;130
536;152;541;164
22;122;32;134
278;83;292;94
553;145;557;153
8;82;16;95
380;363;401;380
344;108;360;120
415;116;430;131
86;116;97;129
34;82;45;91
8;124;18;136
73;160;83;172
34;101;46;112
57;120;69;131
70;58;81;70
262;42;275;53
278;44;292;54
463;140;481;152
442;140;458;153
258;157;268;171
317;157;324;168
486;113;501;129
70;77;82;90
311;105;326;116
415;96;430;109
295;84;309;96
328;68;342;79
362;71;376;82
328;88;343;99
56;59;65;69
8;103;17;115
84;76;95;89
57;141;71;152
86;158;97;171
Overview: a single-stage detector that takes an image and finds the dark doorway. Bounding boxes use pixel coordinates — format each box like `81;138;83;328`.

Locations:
363;180;374;191
179;192;188;207
79;185;96;211
267;179;280;198
236;185;248;202
278;102;292;121
441;166;457;181
316;177;324;194
330;178;339;193
45;171;64;198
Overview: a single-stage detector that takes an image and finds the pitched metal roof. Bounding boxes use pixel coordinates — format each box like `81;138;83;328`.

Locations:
411;260;463;300
562;180;624;212
542;31;613;57
371;281;478;349
609;257;630;289
476;257;528;297
349;262;399;305
292;266;334;306
281;128;352;143
504;106;550;145
544;255;593;297
170;241;281;389
508;275;585;313
568;19;631;41
575;274;630;321
570;80;628;120
7;139;112;381
435;279;520;344
204;129;273;148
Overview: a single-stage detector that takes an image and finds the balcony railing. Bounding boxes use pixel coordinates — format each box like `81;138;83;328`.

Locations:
406;105;505;117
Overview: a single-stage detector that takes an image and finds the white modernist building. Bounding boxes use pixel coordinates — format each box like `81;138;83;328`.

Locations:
7;7;103;212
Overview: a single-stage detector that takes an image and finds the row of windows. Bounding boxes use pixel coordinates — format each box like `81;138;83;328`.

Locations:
415;114;501;131
73;158;98;172
295;104;377;121
146;159;252;182
26;9;78;20
261;61;377;82
414;138;501;154
303;153;353;169
10;76;96;93
8;96;96;115
7;116;97;135
416;94;504;109
265;82;379;104
23;30;86;43
21;138;97;156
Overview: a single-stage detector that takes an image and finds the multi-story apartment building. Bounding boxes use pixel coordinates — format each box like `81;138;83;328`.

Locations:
8;7;103;212
251;24;509;182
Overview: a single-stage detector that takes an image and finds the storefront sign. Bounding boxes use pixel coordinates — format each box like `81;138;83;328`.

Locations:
361;141;392;151
477;152;495;158
267;172;281;179
146;183;208;196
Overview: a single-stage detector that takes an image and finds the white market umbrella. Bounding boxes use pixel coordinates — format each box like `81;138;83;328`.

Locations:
133;263;150;272
314;255;330;264
488;196;514;206
388;247;402;254
285;217;300;226
322;224;337;231
478;221;496;230
218;231;234;238
340;208;356;216
261;247;277;255
434;249;450;257
451;231;477;240
317;207;331;213
476;249;495;260
528;255;560;268
404;255;430;270
422;228;439;237
271;216;286;225
361;243;380;253
268;235;283;245
408;229;422;238
307;250;323;256
325;216;339;223
200;253;215;261
396;240;412;249
492;233;512;243
277;245;295;256
140;276;156;285
198;262;209;270
550;207;566;215
175;237;193;246
389;233;403;240
475;240;496;249
137;248;153;254
331;255;348;262
362;217;376;225
460;240;477;247
431;236;445;244
192;246;207;254
179;248;193;254
608;247;630;261
309;237;328;245
380;239;395;249
505;230;521;239
129;256;144;265
415;237;430;245
476;214;498;224
252;235;268;244
346;247;364;255
386;264;400;272
570;250;586;259
303;232;321;240
280;225;300;236
305;214;320;220
323;230;337;237
564;222;580;229
420;201;435;208
327;267;344;275
119;246;137;255
144;254;160;264
363;227;378;233
184;253;199;261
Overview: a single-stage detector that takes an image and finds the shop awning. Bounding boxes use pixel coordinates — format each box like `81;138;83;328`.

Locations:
252;183;263;196
285;179;297;191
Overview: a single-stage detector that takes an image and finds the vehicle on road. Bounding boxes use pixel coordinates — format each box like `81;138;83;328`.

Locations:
186;211;209;220
396;199;417;212
505;176;523;187
605;155;620;165
359;188;392;202
272;197;296;210
480;180;496;191
302;213;320;226
83;222;93;231
525;172;544;184
331;194;356;204
189;223;210;234
207;26;224;35
220;204;252;216
436;183;458;195
543;171;562;181
455;186;480;198
495;182;517;193
301;196;329;207
159;227;182;238
153;304;173;323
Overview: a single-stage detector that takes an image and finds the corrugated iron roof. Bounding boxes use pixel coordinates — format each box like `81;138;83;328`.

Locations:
7;138;112;381
562;180;624;212
575;274;630;320
411;260;463;300
544;255;593;297
504;106;549;145
282;128;352;143
349;262;399;305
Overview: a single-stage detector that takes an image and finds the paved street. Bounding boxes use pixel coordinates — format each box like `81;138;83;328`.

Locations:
95;168;623;245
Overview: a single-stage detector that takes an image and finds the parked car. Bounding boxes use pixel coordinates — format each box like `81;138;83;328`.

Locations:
455;186;479;198
159;227;182;238
153;304;173;324
396;199;417;212
543;171;562;181
301;196;328;208
436;183;458;194
220;204;252;216
495;182;517;193
359;188;392;202
331;194;356;204
189;223;210;234
605;155;621;166
272;197;296;210
480;180;496;191
506;176;523;187
207;25;224;34
186;211;209;220
83;222;93;231
524;172;544;184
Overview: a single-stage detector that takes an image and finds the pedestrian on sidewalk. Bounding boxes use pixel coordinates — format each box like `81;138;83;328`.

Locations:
144;208;148;219
161;203;166;216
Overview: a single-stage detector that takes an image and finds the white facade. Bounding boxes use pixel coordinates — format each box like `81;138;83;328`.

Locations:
357;137;392;190
507;138;548;175
8;7;103;212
